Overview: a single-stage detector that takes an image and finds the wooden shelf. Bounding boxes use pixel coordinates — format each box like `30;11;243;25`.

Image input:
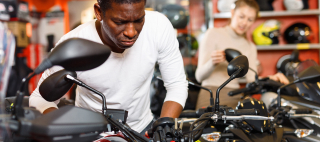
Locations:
213;10;320;19
256;44;320;50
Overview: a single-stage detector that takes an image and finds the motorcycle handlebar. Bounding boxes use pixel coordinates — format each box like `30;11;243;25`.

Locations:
211;115;274;121
179;108;206;118
289;114;320;119
293;109;313;114
227;109;260;116
228;87;251;96
179;110;197;118
180;108;259;118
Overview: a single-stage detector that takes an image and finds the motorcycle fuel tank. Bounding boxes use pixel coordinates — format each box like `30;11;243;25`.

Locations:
237;98;271;133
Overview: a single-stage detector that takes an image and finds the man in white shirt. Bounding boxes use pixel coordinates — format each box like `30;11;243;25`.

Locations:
29;0;188;134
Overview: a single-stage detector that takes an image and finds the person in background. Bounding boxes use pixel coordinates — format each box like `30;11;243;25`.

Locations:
29;0;188;134
195;0;288;109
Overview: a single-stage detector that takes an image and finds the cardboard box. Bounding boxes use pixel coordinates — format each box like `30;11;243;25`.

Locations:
7;21;29;47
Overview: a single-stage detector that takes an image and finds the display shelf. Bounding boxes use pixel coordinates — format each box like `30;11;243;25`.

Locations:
256;44;320;50
213;10;320;19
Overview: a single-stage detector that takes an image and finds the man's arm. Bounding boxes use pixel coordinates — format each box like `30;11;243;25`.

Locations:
155;12;188;118
30;30;74;113
29;66;63;113
43;107;58;114
160;101;183;118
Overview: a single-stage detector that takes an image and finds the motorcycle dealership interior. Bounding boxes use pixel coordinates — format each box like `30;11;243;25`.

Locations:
2;0;320;141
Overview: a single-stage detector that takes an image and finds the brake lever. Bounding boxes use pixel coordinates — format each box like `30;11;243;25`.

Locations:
173;118;184;138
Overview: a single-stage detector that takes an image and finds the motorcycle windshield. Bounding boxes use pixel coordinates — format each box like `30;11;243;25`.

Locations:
293;59;318;78
0;22;16;140
293;60;320;103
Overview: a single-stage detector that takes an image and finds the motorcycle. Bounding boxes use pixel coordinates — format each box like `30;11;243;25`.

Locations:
169;49;319;142
0;43;277;142
2;38;317;142
226;63;320;141
176;54;320;142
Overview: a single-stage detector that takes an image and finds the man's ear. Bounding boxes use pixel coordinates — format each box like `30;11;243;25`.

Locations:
94;3;102;21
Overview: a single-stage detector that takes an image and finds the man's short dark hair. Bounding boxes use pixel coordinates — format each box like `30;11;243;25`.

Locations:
97;0;146;13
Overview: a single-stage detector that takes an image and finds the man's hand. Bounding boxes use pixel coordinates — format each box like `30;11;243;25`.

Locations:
211;50;225;65
143;101;183;137
43;107;58;114
160;101;183;118
268;72;289;85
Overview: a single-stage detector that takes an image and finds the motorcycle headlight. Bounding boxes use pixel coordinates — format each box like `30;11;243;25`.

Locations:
294;129;314;138
201;132;221;142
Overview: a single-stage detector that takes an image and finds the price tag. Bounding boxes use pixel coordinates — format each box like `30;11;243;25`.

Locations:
296;43;310;50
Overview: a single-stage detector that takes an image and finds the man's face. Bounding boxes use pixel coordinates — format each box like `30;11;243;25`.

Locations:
101;1;145;49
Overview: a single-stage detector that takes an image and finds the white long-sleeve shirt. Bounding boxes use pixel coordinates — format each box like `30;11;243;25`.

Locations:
29;11;188;133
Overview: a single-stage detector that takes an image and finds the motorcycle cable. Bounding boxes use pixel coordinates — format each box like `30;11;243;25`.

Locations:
190;118;210;142
122;123;150;142
249;68;259;84
188;112;213;142
106;116;140;142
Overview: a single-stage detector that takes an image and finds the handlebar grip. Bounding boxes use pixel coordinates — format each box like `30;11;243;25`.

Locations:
227;109;260;116
228;87;250;96
179;110;197;118
179;108;207;118
294;109;313;114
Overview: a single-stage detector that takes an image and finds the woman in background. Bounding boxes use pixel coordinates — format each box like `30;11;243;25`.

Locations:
195;0;288;109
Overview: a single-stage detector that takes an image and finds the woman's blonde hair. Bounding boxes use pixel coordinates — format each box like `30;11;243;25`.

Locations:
229;0;260;38
234;0;260;19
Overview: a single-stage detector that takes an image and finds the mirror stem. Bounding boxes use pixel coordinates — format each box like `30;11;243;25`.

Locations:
188;81;214;106
249;68;259;84
276;79;300;108
13;72;36;119
215;68;242;112
65;75;107;115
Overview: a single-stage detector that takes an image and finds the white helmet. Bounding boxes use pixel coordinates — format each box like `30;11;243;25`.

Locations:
217;0;237;12
284;0;303;11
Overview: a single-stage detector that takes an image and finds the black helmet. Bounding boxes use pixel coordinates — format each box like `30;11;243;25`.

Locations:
255;0;274;11
177;34;198;57
0;2;10;21
276;50;300;77
284;23;312;43
160;4;189;29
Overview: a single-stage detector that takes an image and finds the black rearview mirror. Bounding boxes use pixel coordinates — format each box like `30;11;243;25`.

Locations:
227;55;249;78
35;38;111;74
225;48;242;63
39;70;76;102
